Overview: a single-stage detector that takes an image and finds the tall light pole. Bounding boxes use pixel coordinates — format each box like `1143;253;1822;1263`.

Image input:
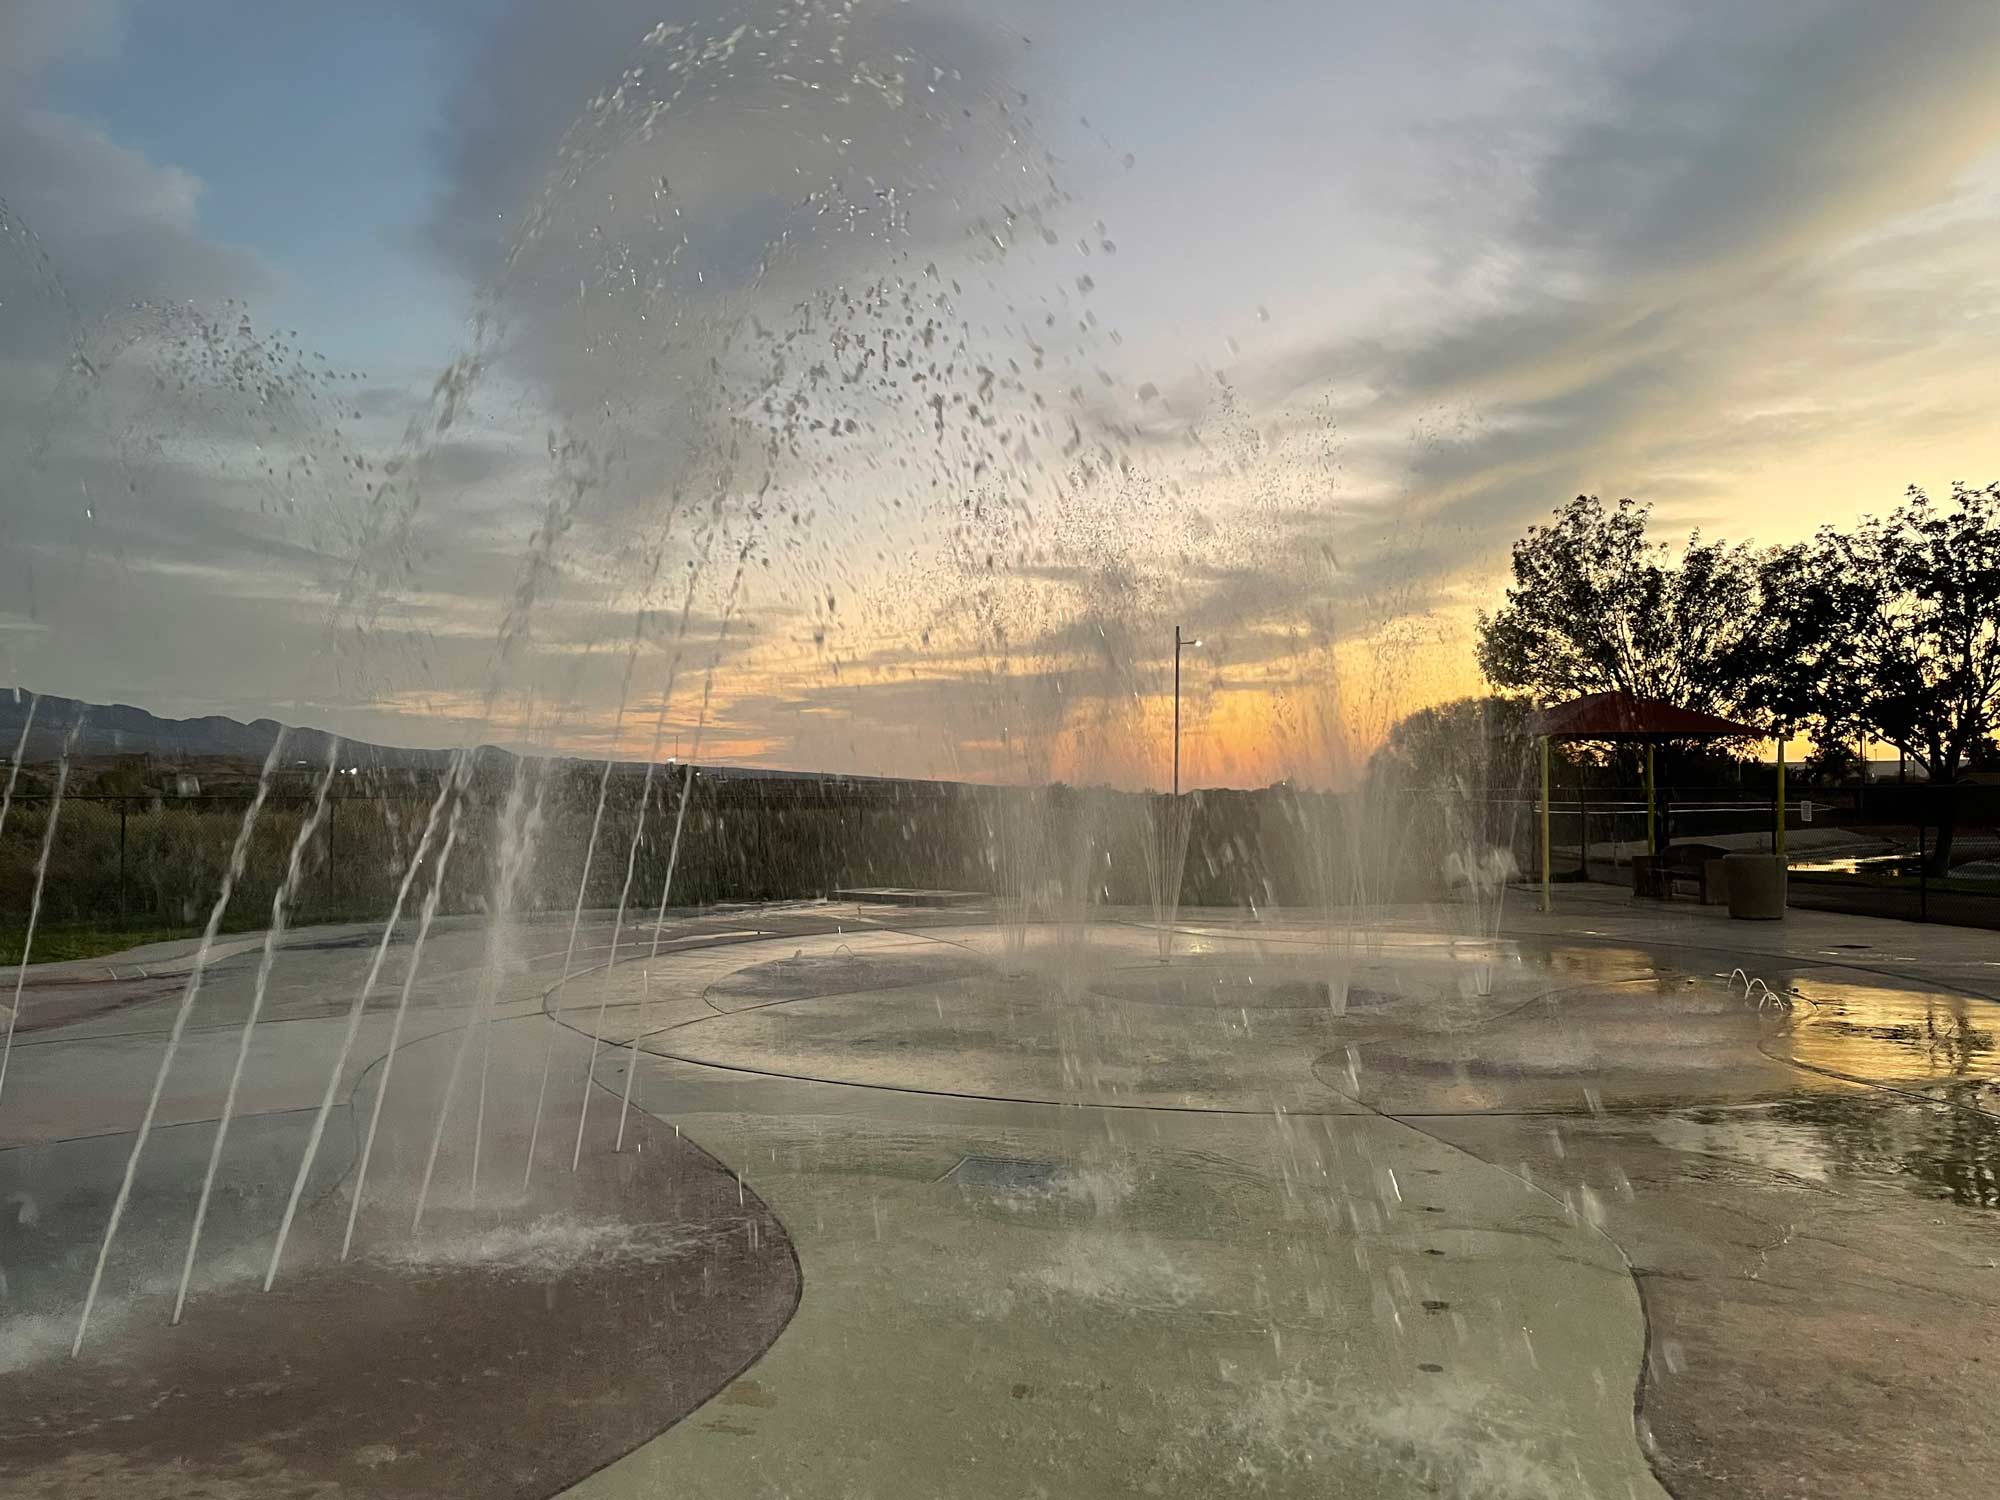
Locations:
1173;625;1202;797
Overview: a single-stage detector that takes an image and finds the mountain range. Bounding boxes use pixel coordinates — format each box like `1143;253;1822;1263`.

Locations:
0;690;458;770
0;690;886;785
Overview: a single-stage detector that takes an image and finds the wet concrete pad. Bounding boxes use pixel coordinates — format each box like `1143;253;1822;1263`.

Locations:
0;1108;798;1499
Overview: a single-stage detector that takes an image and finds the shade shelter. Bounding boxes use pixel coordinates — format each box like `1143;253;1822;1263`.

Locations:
1525;691;1764;911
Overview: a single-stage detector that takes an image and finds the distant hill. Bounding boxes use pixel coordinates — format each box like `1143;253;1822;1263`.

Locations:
0;690;455;770
0;690;922;787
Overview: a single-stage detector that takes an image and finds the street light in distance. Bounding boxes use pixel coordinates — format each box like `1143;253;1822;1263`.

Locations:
1174;625;1202;797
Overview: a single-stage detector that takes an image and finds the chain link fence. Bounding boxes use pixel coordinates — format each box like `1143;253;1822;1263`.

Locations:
1521;780;2000;928
5;773;1995;959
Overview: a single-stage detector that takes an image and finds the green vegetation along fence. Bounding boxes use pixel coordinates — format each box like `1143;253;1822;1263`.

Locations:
0;767;1539;960
6;767;1989;961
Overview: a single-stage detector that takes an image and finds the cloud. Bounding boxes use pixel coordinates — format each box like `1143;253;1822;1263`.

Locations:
377;0;1160;750
1;4;302;695
0;0;124;86
7;0;2000;786
0;0;266;317
1232;0;2000;617
1515;3;2000;278
421;0;1039;416
0;110;265;309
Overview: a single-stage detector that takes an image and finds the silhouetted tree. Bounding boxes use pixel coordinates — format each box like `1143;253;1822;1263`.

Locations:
1476;495;1759;715
1367;696;1536;797
1366;696;1539;887
1800;739;1860;787
1742;481;2000;873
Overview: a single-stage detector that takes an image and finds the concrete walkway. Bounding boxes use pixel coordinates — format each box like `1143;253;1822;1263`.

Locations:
560;920;1665;1499
1;895;1995;1497
564;899;2000;1500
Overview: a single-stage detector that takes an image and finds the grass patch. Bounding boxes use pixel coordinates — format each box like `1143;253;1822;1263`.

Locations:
0;922;204;966
0;906;398;967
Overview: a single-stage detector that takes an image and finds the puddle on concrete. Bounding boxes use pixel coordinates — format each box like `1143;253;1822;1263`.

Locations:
1780;980;1999;1091
1769;1092;2000;1209
1669;1094;2000;1210
943;1154;1060;1190
1647;1112;1839;1185
1537;944;1664;982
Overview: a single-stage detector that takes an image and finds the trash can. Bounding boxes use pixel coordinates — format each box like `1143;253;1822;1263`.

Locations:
1723;853;1786;920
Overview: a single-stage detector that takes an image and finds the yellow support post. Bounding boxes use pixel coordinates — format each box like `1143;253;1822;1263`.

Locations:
1540;734;1552;913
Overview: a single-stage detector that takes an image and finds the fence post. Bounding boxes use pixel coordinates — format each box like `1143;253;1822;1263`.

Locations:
1919;816;1928;922
1577;775;1589;880
1538;735;1551;913
1775;733;1787;860
325;797;337;913
1645;744;1656;854
119;801;128;923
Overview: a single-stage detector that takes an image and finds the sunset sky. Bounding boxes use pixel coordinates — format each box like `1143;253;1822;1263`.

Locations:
4;1;1999;788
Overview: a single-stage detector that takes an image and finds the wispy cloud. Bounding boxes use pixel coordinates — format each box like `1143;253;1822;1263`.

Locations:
5;0;1999;787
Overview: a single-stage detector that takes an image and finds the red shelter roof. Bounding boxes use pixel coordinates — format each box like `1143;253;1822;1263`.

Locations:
1527;690;1759;742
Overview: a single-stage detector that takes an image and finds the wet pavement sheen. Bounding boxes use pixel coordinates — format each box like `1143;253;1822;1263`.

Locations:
2;897;1996;1498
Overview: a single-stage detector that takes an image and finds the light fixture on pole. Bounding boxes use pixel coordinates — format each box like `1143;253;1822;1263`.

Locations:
1173;625;1202;797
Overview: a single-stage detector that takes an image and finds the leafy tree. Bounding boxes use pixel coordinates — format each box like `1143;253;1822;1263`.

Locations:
1366;696;1539;886
1476;495;1759;715
1744;481;2000;872
1799;739;1859;787
88;758;153;797
1367;695;1536;798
